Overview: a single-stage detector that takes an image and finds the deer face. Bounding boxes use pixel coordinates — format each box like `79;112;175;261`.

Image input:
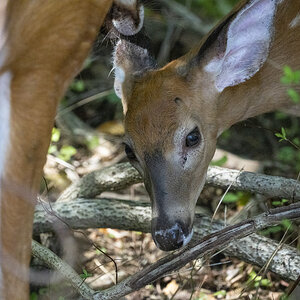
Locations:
113;0;278;250
117;63;219;250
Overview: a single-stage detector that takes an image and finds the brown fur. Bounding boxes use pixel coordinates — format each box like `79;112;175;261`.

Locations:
0;1;112;298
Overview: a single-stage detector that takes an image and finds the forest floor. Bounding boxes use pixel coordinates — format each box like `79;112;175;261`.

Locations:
30;107;296;300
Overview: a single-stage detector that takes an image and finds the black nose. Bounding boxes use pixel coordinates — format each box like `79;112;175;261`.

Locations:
152;220;193;251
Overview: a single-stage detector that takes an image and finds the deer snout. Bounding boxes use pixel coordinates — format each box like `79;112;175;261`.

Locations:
151;218;193;251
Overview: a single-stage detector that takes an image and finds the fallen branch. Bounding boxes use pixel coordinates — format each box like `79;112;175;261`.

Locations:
58;163;141;202
34;199;300;282
58;163;300;202
93;202;300;299
31;240;94;299
33;201;300;299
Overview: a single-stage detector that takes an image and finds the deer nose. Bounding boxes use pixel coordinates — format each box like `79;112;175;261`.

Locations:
152;220;193;251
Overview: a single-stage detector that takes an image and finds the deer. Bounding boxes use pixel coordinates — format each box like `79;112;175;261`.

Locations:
113;0;300;252
0;0;145;298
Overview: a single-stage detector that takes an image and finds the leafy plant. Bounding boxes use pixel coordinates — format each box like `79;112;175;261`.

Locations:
274;67;300;172
58;145;77;161
70;79;86;93
30;293;38;300
214;290;227;297
272;198;289;206
80;268;93;280
48;127;77;162
281;65;300;104
223;191;251;205
211;155;228;167
275;127;287;142
247;270;272;288
85;135;100;150
261;219;293;236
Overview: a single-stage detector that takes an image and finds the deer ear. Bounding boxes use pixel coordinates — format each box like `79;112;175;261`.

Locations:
204;0;277;92
113;39;156;112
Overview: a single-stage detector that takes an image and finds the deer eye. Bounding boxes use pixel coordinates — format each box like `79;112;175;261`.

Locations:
186;127;201;147
124;144;137;161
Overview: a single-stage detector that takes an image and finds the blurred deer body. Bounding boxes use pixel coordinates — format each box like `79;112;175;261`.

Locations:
114;0;300;251
0;0;144;298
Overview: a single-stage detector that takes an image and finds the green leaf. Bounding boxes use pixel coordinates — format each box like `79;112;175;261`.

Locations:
30;293;38;300
281;127;287;139
48;145;57;154
275;133;283;139
294;70;300;84
287;88;300;103
223;192;239;203
86;135;99;150
272;199;289;206
70;80;85;93
260;279;272;287
281;65;294;84
58;145;77;161
51;127;61;143
280;76;291;85
214;290;226;297
95;247;107;255
261;225;282;235
272;200;283;206
284;65;293;79
281;219;292;230
211;155;228;167
275;127;288;142
80;268;92;279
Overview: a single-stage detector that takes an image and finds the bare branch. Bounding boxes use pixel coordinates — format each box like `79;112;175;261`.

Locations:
206;166;300;201
58;163;141;202
91;202;300;299
58;163;300;202
31;240;94;299
34;199;300;283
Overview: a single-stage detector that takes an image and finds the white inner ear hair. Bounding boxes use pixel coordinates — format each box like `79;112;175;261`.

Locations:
205;0;279;92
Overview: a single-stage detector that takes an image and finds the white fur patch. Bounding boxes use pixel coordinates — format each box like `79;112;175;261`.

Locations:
290;13;300;28
205;0;278;92
115;65;125;83
0;70;11;296
114;65;125;98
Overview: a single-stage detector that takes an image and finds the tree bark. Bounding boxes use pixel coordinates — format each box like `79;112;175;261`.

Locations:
34;199;300;282
57;163;300;202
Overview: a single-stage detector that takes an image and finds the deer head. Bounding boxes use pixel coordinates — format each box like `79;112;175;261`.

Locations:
113;0;290;251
